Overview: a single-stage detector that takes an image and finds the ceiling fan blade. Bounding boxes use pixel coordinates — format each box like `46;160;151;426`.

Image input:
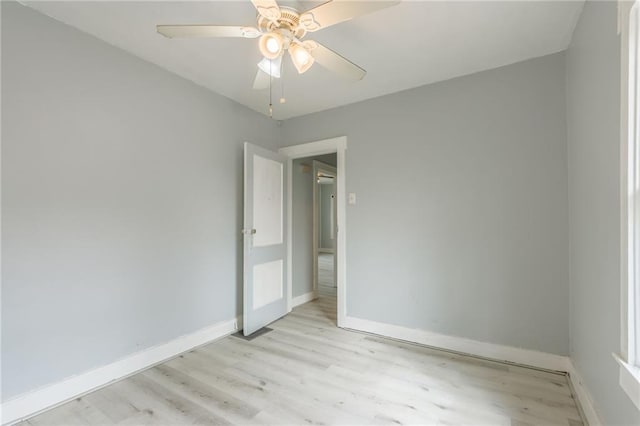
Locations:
156;25;260;39
299;0;400;32
251;0;282;21
253;69;271;90
306;41;366;81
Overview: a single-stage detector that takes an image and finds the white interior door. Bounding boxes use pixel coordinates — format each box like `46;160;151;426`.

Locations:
243;142;288;336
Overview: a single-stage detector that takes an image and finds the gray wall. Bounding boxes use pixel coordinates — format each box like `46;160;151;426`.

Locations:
8;4;635;422
282;52;570;355
312;154;337;168
566;1;640;424
320;183;335;250
1;2;278;400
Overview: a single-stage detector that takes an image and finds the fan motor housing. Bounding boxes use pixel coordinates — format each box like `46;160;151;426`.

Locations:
257;6;306;40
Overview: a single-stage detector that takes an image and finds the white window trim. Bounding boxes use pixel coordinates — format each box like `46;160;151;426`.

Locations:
618;0;640;411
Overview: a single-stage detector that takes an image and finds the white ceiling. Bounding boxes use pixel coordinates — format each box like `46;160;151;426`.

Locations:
23;1;584;120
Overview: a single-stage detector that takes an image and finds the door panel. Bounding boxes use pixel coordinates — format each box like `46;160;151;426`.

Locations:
252;156;283;247
252;259;284;309
243;142;288;336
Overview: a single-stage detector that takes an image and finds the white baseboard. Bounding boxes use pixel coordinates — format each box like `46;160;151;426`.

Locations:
1;316;241;425
292;291;317;308
345;315;605;425
567;360;603;426
342;315;570;372
2;311;604;426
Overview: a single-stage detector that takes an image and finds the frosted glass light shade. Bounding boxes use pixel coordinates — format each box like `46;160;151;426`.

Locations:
258;56;282;78
259;32;284;59
289;43;314;74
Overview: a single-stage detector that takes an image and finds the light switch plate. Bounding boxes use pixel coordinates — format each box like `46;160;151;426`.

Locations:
348;193;356;205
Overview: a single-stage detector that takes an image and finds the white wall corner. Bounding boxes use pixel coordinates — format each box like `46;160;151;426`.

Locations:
292;291;318;308
566;359;603;426
345;314;606;425
341;316;570;372
1;316;242;426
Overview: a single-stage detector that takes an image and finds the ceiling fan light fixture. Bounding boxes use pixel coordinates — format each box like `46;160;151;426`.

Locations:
289;42;314;74
258;55;282;78
259;32;284;59
158;0;398;92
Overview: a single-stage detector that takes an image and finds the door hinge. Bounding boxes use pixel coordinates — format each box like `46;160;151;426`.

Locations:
242;228;257;235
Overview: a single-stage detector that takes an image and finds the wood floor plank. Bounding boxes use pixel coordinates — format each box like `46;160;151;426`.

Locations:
142;365;260;423
26;396;112;426
21;294;585;425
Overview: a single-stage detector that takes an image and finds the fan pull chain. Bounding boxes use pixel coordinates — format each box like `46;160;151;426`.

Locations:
280;61;286;104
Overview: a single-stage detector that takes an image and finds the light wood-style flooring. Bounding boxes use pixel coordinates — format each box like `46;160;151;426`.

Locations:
318;253;336;296
18;295;585;425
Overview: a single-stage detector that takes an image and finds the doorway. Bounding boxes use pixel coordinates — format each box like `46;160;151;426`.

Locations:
279;137;347;327
286;154;336;323
313;160;337;298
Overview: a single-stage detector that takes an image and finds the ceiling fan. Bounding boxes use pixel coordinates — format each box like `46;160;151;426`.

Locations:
157;0;400;90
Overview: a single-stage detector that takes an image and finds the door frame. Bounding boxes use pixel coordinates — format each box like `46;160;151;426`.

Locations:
312;160;337;294
278;136;347;327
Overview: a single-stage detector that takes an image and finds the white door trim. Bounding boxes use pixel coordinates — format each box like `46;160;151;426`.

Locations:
279;136;347;327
